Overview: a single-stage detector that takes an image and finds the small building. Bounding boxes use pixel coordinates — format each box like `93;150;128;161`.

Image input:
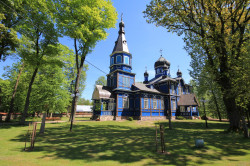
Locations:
92;17;200;121
76;105;93;113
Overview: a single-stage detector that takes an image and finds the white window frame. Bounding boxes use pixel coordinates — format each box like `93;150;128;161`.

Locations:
123;97;129;108
180;106;185;112
172;84;175;94
178;86;182;95
172;100;176;110
144;98;149;109
153;99;157;109
123;76;130;87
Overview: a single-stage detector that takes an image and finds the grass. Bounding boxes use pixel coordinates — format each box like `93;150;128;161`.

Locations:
0;120;249;166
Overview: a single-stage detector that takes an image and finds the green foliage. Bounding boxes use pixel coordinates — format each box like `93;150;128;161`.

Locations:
144;0;250;129
176;116;186;120
95;102;101;111
78;98;93;105
128;117;133;121
55;0;117;49
0;0;20;61
54;0;117;119
0;78;11;112
94;76;107;88
0;43;87;115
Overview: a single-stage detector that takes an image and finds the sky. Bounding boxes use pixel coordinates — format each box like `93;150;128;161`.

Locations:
0;0;192;101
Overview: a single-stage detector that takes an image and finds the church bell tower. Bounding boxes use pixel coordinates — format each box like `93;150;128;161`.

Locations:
107;15;135;90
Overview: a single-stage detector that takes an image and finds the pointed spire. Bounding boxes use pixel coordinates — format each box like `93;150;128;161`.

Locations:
144;66;149;76
112;13;129;53
177;66;182;77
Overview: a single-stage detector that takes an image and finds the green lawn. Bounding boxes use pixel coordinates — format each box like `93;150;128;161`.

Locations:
0;120;249;166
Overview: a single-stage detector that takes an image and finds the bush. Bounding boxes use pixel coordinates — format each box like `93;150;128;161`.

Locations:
176;116;186;120
201;115;208;120
128;117;133;121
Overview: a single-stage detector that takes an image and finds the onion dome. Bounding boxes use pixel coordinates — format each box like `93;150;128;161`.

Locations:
154;56;170;69
177;68;182;77
144;71;149;77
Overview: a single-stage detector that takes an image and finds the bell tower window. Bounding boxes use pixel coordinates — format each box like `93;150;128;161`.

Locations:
124;56;129;65
117;55;122;63
111;57;114;65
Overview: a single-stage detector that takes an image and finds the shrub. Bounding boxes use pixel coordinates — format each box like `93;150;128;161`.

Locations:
128;117;133;121
176;116;186;120
201;115;208;120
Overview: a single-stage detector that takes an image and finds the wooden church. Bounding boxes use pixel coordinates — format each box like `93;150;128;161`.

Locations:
92;18;200;121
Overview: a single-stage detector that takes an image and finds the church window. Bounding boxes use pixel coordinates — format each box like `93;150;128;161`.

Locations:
117;55;122;63
178;86;182;95
144;98;149;109
123;76;130;87
161;99;164;109
123;97;129;108
180;106;185;112
157;68;159;74
171;84;175;94
108;99;115;110
111;57;114;65
124;56;129;65
153;99;157;109
172;100;176;110
113;78;116;87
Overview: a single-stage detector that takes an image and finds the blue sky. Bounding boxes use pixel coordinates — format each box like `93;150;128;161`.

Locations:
0;0;192;101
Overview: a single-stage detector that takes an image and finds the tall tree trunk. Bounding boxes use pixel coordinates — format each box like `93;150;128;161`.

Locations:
223;95;241;131
70;66;82;131
6;62;24;122
20;67;39;125
69;38;87;131
168;98;172;129
39;112;47;134
211;88;222;121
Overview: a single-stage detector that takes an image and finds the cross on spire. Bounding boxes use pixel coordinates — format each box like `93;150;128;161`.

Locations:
160;49;163;56
121;13;123;22
145;66;147;72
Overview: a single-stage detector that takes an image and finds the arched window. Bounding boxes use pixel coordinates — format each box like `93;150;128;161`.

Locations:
116;55;122;63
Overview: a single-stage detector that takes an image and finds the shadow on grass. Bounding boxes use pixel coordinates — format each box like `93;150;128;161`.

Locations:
10;121;250;165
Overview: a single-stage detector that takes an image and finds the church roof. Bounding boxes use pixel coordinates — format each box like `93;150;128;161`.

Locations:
92;85;114;100
112;18;129;54
133;82;162;94
154;56;170;69
157;77;177;83
178;94;199;106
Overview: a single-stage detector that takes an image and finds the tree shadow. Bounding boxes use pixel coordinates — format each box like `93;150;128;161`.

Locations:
10;121;250;165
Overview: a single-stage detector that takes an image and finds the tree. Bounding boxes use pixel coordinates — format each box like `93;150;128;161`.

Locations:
144;0;250;131
0;0;20;61
78;98;93;105
17;0;61;124
94;76;107;88
54;0;117;131
5;61;24;122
